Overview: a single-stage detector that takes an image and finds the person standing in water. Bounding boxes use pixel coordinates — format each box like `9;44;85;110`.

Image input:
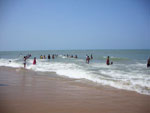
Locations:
40;55;43;59
106;56;110;65
52;54;55;59
75;55;78;58
147;57;150;68
23;56;26;68
91;54;93;59
33;57;36;65
48;54;51;59
86;56;90;64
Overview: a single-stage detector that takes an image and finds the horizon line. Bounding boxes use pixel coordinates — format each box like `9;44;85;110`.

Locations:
0;48;150;52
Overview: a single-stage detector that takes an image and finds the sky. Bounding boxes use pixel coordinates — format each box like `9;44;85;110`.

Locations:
0;0;150;51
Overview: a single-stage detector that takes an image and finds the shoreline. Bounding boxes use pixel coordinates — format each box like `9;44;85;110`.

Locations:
0;66;150;113
0;65;149;96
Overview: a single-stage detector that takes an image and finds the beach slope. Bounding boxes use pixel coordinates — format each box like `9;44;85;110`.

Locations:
0;67;150;113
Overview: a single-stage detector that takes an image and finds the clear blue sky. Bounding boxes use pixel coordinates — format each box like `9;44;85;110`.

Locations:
0;0;150;51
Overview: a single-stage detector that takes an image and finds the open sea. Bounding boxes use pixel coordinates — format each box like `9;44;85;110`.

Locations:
0;50;150;95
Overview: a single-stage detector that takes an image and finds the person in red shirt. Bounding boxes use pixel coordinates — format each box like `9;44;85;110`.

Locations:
33;57;36;65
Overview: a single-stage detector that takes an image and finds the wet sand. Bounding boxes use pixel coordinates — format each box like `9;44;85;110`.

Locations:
0;66;150;113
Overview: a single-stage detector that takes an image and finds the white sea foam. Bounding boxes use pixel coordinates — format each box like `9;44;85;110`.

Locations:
0;58;22;68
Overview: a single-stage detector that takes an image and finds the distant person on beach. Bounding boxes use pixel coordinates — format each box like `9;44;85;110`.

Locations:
75;55;78;58
40;55;43;59
48;54;51;59
52;54;55;59
147;57;150;68
91;54;93;59
23;56;26;68
106;56;110;65
86;56;90;64
33;57;36;65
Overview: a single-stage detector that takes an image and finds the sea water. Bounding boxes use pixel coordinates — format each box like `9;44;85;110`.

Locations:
0;50;150;95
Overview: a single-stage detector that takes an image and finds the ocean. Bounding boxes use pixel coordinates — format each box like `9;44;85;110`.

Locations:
0;50;150;95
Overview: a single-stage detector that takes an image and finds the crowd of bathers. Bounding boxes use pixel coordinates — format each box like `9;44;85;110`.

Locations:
64;54;78;58
22;54;150;69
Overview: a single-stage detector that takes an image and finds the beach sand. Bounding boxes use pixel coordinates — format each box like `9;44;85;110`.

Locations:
0;67;150;113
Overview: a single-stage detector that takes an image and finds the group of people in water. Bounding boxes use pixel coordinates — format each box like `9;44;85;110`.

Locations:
23;53;111;68
23;54;59;68
23;53;150;69
65;54;78;58
40;54;58;59
23;54;93;68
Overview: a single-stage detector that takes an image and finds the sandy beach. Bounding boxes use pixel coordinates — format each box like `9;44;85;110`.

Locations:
0;66;150;113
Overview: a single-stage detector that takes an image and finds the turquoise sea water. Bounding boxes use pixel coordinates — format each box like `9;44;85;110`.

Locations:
0;50;150;95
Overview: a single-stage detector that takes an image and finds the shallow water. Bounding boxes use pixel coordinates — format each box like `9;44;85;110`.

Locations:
0;49;150;95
